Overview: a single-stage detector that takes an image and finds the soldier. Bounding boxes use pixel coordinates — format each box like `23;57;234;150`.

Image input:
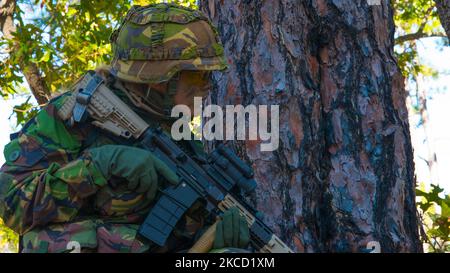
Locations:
0;3;249;253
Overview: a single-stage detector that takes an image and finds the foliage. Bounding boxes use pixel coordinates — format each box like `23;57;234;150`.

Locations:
1;0;197;97
416;184;450;252
0;0;197;253
0;218;18;253
394;0;449;253
0;0;448;253
12;96;40;126
393;0;444;79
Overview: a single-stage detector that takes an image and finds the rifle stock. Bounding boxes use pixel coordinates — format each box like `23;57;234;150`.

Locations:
63;72;294;253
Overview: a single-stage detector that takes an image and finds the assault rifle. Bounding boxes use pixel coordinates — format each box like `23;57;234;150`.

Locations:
59;71;293;253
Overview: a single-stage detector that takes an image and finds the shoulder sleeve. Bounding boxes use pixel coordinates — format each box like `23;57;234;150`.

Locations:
0;95;107;234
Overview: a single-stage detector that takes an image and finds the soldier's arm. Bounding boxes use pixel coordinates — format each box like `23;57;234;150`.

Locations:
0;95;107;235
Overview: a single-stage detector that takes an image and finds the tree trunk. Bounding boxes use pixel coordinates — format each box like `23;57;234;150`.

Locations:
435;0;450;39
200;0;422;252
0;0;50;105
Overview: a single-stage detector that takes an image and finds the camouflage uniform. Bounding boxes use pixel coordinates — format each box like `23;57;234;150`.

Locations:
0;3;246;253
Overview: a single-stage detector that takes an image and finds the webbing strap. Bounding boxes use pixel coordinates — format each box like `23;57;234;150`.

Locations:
115;45;221;61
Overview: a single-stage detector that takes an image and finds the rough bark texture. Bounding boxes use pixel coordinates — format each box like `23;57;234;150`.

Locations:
0;0;14;36
435;0;450;39
200;0;422;252
0;0;50;104
20;63;51;105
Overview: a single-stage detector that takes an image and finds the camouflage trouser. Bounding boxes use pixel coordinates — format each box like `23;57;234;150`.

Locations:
21;220;252;253
21;220;150;253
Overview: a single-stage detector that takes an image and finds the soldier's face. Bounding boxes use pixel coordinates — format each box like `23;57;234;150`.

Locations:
172;70;212;110
123;70;212;114
147;70;212;111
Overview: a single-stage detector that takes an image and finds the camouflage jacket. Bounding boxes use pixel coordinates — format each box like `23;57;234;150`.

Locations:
0;81;212;253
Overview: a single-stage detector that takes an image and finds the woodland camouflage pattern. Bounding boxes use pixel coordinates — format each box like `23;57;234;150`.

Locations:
110;3;228;84
0;89;217;253
0;3;237;253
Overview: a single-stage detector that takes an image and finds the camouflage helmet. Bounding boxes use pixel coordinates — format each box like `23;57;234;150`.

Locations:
110;3;228;84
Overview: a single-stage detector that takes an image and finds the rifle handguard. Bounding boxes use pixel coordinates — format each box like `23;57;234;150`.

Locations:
63;72;295;253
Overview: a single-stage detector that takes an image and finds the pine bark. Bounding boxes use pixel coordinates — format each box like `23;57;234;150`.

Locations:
435;0;450;39
200;0;422;252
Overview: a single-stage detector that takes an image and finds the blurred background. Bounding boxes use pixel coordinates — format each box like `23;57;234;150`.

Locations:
0;0;449;252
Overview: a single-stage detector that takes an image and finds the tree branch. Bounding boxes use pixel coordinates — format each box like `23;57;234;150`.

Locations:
396;31;448;44
395;5;449;44
0;0;16;40
0;0;50;104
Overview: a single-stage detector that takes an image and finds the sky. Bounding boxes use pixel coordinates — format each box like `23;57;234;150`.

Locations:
410;38;450;193
0;95;33;152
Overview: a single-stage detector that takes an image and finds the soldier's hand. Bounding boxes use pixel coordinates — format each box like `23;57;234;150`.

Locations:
88;145;179;200
213;207;250;249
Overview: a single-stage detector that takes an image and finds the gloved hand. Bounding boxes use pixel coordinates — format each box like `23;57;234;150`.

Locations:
213;207;250;249
88;145;179;201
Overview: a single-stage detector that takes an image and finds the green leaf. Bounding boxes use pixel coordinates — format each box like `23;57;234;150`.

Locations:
38;51;51;63
76;55;87;63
